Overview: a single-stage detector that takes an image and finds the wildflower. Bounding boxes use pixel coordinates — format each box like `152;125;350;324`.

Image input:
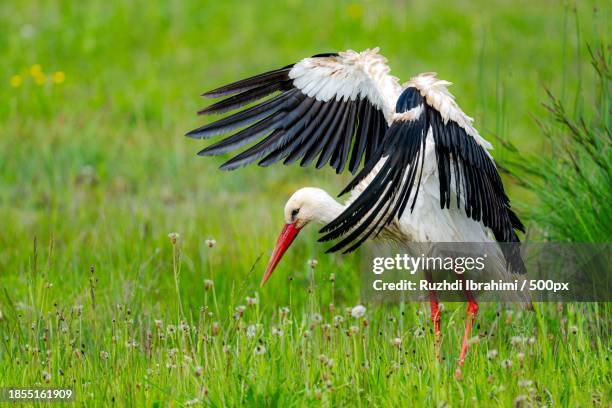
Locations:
168;232;179;244
308;259;318;268
279;306;290;319
314;389;322;400
518;379;533;387
30;64;42;76
414;328;425;338
222;345;230;354
311;313;323;324
205;238;216;248
487;349;498;360
194;365;203;377
42;370;51;383
99;351;109;360
52;71;65;84
568;325;578;334
438;303;445;312
211;322;219;336
168;348;179;358
303;330;311;338
272;327;284;337
333;315;344;324
203;280;214;291
246;325;256;338
318;354;329;364
510;336;523;347
166;325;176;334
246;296;258;306
391;337;402;348
326;359;334;368
501;359;513;369
322;323;331;332
513;394;528;407
34;73;46;86
516;352;525;363
10;75;22;88
349;325;359;334
0;309;3;321
527;336;536;345
235;305;246;317
329;273;335;282
154;319;162;329
328;303;335;313
253;345;266;356
351;305;366;318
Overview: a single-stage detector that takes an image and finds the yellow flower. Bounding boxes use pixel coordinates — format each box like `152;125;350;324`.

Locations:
52;71;65;84
346;3;363;19
30;64;42;76
10;75;22;88
34;73;46;85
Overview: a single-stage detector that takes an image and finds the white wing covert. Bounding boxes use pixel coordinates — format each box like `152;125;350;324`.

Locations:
187;49;401;174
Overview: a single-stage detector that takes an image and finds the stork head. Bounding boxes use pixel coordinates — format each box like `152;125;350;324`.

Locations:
260;188;342;287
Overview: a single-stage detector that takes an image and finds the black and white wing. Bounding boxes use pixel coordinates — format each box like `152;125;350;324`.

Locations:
320;73;525;271
187;49;401;174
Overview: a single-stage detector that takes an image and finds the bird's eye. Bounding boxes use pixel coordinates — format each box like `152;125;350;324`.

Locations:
291;208;300;220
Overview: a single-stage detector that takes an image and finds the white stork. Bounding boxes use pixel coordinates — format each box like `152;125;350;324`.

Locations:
187;48;526;367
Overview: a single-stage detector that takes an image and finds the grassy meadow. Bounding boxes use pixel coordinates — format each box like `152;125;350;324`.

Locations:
0;0;610;406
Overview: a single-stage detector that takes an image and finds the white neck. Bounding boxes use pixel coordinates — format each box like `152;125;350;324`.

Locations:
313;194;345;224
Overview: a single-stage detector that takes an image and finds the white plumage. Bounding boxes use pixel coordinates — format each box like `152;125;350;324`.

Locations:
188;47;528;367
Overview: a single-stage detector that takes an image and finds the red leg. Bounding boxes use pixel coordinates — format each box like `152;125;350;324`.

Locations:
458;296;478;366
425;271;441;361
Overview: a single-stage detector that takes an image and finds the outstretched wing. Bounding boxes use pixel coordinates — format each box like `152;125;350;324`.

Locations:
320;73;525;272
187;48;401;174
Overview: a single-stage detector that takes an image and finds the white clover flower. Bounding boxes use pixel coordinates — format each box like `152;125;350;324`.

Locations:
528;336;536;345
204;279;214;290
272;327;284;337
100;351;109;360
349;325;359;334
414;328;425;338
513;395;528;405
351;305;366;318
168;232;180;244
487;349;498;360
246;296;258;306
568;325;578;334
467;336;480;346
334;315;344;324
517;352;525;362
246;325;257;338
205;238;216;248
510;336;523;347
253;345;266;356
308;259;318;268
194;365;203;377
391;337;402;347
311;313;323;323
303;330;311;338
501;359;512;369
518;379;533;387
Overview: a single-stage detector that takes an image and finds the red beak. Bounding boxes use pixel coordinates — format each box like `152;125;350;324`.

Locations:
260;223;301;287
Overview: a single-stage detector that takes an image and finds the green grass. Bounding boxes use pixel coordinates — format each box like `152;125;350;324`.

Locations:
0;0;610;406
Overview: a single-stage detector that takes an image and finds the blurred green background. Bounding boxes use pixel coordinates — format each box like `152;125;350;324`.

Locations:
0;0;607;305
